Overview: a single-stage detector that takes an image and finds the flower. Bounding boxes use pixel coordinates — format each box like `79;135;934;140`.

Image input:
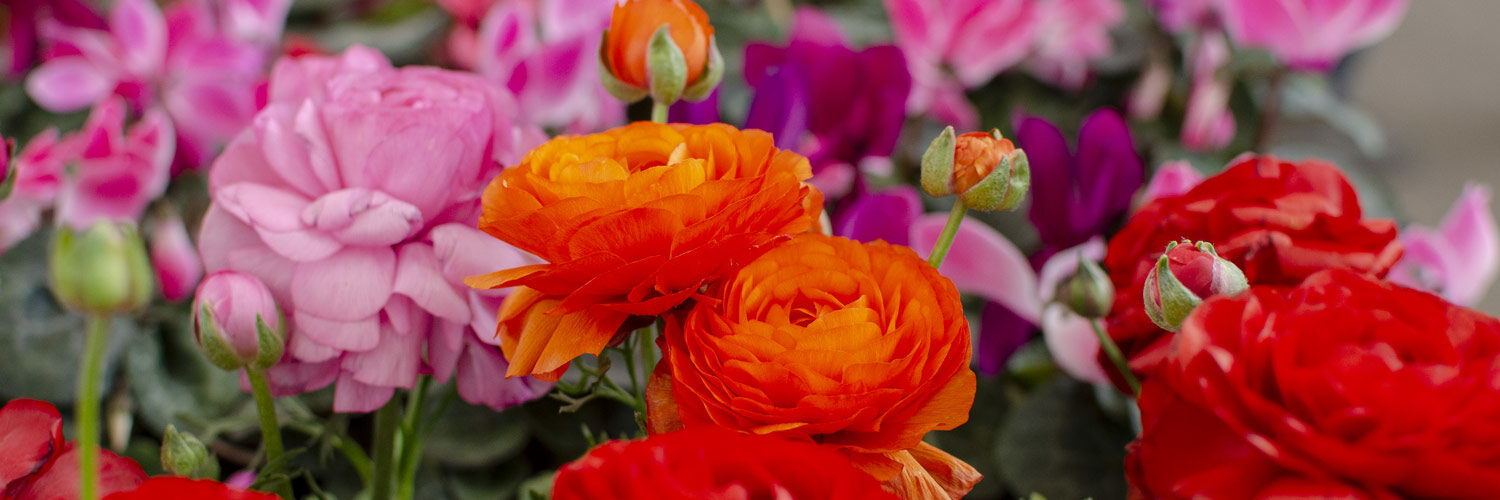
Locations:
1389;184;1500;306
149;208;203;302
468;0;625;132
553;427;899;500
884;0;1040;128
54;98;175;230
1024;0;1125;90
648;233;980;498
0;398;146;500
834;185;1044;375
468;121;823;381
103;477;280;500
0;129;67;255
1141;240;1248;331
920;127;1030;211
49;221;155;315
1217;0;1408;71
198;46;551;412
743;7;910;198
25;0;287;170
1138;161;1204;203
1019;109;1143;262
1180;31;1235;152
193;271;284;371
1103;155;1402;384
1145;0;1213;34
2;0;106;78
1128;270;1500;498
1037;239;1111;384
600;0;721;104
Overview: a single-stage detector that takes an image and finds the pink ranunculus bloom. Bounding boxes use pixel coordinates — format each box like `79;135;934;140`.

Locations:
1025;0;1126;91
150;208;203;302
469;0;624;133
1216;0;1408;71
26;0;285;170
54;97;176;229
885;0;1041;128
198;46;550;413
1389;184;1500;307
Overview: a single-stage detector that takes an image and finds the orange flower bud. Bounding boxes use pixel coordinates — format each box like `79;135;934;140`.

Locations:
952;131;1013;194
602;0;721;104
920;127;1030;211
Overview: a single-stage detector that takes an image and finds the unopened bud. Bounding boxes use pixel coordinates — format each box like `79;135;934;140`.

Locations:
1143;240;1248;331
193;271;285;371
920;126;1030;211
161;424;218;479
1058;257;1114;319
49;222;154;315
599;0;720;106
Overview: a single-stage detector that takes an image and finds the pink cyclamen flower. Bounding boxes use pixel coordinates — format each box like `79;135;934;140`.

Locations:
150;208;203;302
1038;238;1110;385
1389;184;1500;307
1026;0;1125;91
0;129;67;254
198;46;550;413
55;97;175;229
1216;0;1408;71
26;0;286;170
885;0;1040;128
469;0;624;132
1180;31;1235;152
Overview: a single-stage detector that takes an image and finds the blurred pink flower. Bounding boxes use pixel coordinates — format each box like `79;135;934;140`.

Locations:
1180;31;1235;151
0;130;65;252
2;0;106;79
150;208;202;302
1037;238;1109;385
1216;0;1408;71
1389;184;1499;307
25;0;286;169
1025;0;1125;91
54;97;175;229
468;0;623;132
1147;0;1214;33
1140;161;1205;204
198;46;549;413
885;0;1040;128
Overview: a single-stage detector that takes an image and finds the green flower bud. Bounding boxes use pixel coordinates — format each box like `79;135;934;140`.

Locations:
161;424;219;479
1058;257;1115;319
48;222;154;315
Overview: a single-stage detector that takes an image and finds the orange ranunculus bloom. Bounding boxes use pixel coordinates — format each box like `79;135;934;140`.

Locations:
607;0;713;89
647;233;981;499
468;122;822;381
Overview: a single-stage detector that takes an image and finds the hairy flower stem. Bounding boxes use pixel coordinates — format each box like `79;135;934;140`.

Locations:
77;315;109;500
246;368;293;499
651;101;670;124
1090;318;1141;396
927;202;968;268
371;397;401;500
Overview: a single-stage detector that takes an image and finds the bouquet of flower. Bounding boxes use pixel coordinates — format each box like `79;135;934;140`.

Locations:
2;0;1495;499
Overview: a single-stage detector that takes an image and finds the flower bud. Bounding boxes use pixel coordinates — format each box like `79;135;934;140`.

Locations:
1143;240;1248;331
148;208;202;302
599;0;722;105
920;126;1030;211
161;424;218;479
1057;257;1114;319
193;271;285;371
48;221;154;315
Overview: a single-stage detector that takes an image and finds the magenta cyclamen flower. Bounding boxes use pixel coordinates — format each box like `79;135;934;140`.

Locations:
1019;109;1144;262
1217;0;1408;71
467;0;624;132
26;0;288;169
197;46;551;413
744;8;910;198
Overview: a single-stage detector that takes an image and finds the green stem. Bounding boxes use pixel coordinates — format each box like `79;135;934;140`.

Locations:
927;202;968;268
246;369;293;499
285;422;371;483
77;315;109;500
396;377;433;500
371;397;401;500
651;101;670;124
1089;319;1141;396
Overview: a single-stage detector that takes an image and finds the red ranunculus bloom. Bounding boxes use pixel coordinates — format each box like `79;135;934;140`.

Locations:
103;477;280;500
552;427;898;500
1103;155;1402;384
1127;270;1500;499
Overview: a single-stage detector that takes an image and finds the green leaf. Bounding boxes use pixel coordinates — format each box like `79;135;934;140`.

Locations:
423;401;533;467
996;376;1133;500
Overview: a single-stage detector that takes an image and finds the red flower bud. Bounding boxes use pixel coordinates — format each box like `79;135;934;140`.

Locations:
1143;240;1247;331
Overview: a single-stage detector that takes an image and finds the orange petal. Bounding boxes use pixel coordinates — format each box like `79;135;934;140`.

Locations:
881;444;981;500
464;264;550;290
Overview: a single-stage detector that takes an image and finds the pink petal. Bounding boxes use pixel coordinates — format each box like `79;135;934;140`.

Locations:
197;205;296;304
910;213;1041;322
340;322;422;388
110;0;166;75
286;325;344;362
455;336;552;411
25;56;115;112
256;358;339;396
291;246;396;321
393;242;470;322
1042;304;1108;385
427;320;466;383
332;373;395;413
216;183;342;262
429;223;539;285
301;188;423;247
150;211;202;302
